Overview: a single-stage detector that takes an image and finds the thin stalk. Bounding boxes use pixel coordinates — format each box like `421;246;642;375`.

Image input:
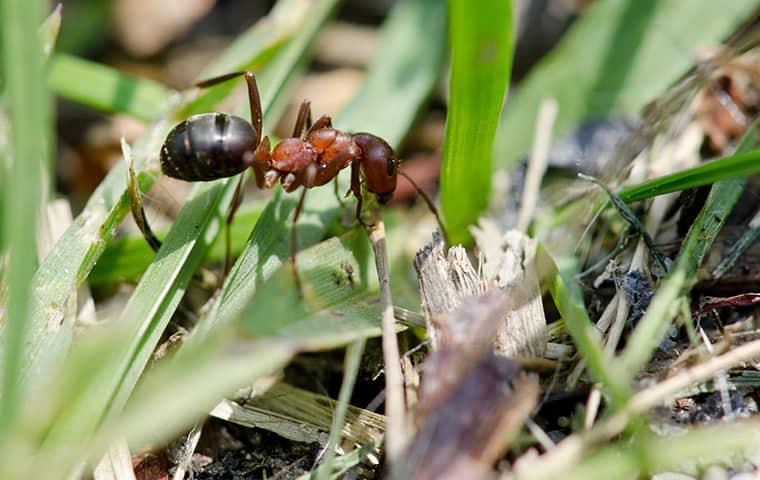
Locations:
368;219;407;465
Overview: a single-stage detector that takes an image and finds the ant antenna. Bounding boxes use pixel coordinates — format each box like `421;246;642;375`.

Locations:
397;169;450;245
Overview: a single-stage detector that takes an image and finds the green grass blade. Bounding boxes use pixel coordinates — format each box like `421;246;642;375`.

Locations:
38;0;335;456
237;230;384;350
494;0;757;169
99;0;340;422
543;251;629;405
619;149;760;203
316;340;366;480
89;204;264;286
39;4;62;58
193;0;447;338
559;420;760;480
0;0;50;434
19;0;302;396
616;120;760;383
440;0;514;244
48;53;172;122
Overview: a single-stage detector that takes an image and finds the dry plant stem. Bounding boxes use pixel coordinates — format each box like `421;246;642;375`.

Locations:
509;337;760;480
368;218;407;464
566;296;618;387
93;438;136;480
517;97;557;232
583;386;601;430
172;424;203;480
605;193;674;355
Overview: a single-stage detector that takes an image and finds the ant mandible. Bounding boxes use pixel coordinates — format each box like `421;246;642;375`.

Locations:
130;70;400;291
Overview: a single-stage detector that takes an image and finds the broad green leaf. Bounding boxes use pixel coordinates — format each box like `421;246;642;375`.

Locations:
441;0;513;244
494;0;758;169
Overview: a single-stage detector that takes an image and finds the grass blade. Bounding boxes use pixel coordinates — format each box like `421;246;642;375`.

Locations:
619;147;760;203
48;53;172;121
494;0;757;169
89;204;264;286
99;0;340;422
440;0;514;244
0;0;50;434
194;0;448;338
542;251;629;405
18;0;304;400
616;118;760;384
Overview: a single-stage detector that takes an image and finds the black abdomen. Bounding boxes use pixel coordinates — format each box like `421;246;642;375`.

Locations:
160;113;258;181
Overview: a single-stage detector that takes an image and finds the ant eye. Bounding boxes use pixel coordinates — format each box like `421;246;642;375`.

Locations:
387;158;396;177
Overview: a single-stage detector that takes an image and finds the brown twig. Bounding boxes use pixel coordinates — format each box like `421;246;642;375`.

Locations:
367;216;407;466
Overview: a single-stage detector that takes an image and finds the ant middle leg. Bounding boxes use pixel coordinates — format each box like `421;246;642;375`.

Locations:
306;114;332;135
292;100;312;138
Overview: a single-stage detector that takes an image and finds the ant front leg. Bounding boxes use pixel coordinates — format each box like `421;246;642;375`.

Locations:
290;187;308;295
350;161;370;228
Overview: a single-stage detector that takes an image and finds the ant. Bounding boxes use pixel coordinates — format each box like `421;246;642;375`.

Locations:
129;70;444;292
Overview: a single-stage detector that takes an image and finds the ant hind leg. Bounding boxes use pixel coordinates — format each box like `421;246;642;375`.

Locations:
127;157;162;252
223;174;246;276
195;71;263;140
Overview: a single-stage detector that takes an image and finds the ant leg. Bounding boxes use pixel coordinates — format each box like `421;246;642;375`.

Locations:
224;174;246;276
195;71;262;141
397;170;449;244
290;188;308;294
306;114;332;135
333;176;346;208
350;161;369;228
292;100;312;138
243;72;263;141
127;158;162;252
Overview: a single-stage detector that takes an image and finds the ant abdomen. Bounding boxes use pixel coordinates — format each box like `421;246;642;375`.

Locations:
160;113;259;181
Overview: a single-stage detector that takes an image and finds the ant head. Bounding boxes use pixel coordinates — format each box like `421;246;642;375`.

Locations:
352;133;397;204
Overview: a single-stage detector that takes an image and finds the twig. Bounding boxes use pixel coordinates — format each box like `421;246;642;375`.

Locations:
171;424;203;480
518;97;557;232
577;173;669;272
367;217;407;465
93;438;136;480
